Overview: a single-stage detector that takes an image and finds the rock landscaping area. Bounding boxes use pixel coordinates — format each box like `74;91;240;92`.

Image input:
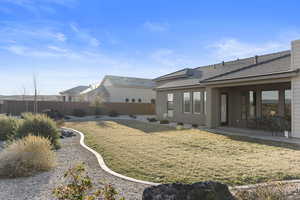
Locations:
0;133;148;200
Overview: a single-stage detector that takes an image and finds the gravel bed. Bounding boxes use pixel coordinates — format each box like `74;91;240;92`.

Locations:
0;134;148;200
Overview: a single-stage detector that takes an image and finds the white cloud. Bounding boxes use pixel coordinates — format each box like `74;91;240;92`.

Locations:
143;21;169;32
69;22;100;47
48;45;68;53
209;38;289;61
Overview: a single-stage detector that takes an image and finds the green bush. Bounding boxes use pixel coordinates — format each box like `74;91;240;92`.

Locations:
18;113;60;149
72;109;86;117
147;117;157;122
108;110;119;117
0;115;20;141
160;120;169;124
53;163;125;200
192;124;198;128
0;135;56;178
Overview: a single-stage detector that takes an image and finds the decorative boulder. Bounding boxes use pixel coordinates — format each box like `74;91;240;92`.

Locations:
142;181;235;200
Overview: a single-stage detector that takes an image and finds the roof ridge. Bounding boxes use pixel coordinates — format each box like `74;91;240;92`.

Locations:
153;68;190;80
200;54;291;83
193;50;290;70
105;75;153;81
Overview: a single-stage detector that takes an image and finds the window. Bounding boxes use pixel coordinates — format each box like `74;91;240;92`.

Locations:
285;89;291;121
138;98;142;103
183;92;191;113
193;92;201;114
241;93;247;120
62;96;66;102
167;93;174;117
261;90;279;117
151;99;156;104
68;96;72;102
248;91;256;119
204;91;207;115
125;98;129;103
132;98;135;103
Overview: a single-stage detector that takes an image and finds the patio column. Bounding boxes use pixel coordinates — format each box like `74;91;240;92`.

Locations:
291;39;300;138
206;87;220;128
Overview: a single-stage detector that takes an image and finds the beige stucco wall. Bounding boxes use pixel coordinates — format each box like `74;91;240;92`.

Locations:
291;40;300;138
156;87;207;125
105;86;156;103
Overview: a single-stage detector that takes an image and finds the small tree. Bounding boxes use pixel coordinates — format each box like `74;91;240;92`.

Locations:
91;95;103;116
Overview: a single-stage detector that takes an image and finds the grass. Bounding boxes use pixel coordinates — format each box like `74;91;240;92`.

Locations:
66;120;300;186
0;135;56;178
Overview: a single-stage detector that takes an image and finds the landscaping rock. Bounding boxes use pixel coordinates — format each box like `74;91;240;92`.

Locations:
60;129;76;138
142;181;235;200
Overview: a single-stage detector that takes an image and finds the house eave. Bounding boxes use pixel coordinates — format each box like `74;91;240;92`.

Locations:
200;70;299;86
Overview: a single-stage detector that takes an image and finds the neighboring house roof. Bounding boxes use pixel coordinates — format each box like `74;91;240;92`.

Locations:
155;50;295;90
102;75;156;89
60;86;90;95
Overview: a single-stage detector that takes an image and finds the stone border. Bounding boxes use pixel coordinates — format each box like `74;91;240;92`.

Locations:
64;127;160;186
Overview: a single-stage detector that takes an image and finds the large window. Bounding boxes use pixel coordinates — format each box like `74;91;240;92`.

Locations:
285;89;291;121
183;92;191;113
248;91;256;119
261;90;279;117
193;92;201;114
167;93;174;117
204;91;207;115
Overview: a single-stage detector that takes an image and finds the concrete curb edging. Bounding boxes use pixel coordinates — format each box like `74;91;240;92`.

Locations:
63;127;160;186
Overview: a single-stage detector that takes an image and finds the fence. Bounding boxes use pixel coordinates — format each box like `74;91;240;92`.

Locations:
0;100;155;116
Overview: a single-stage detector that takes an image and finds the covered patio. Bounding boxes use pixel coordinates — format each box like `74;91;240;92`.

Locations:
206;79;292;137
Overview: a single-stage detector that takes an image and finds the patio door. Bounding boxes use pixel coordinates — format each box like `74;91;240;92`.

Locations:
220;93;228;125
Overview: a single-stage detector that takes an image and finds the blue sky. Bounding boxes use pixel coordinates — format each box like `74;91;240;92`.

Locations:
1;0;300;95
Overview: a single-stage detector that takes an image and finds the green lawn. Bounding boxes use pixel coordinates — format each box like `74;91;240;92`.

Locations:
66;120;300;186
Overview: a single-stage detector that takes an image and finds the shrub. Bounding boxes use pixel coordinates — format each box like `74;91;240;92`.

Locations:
108;110;119;117
160;120;169;124
192;124;198;128
42;109;65;120
0;115;20;141
129;114;137;119
72;109;86;117
147;117;157;122
235;183;286;200
53;163;125;200
0;135;56;178
18;113;60;149
177;122;184;126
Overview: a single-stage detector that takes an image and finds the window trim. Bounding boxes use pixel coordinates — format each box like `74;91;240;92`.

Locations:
203;91;207;115
183;92;191;113
167;93;174;117
193;91;201;114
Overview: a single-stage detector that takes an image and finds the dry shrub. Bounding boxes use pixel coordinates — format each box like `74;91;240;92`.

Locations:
0;135;56;178
235;183;287;200
18;113;60;149
0;115;20;141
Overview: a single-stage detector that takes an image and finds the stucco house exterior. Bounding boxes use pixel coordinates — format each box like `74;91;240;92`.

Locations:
82;75;156;103
60;86;89;102
154;39;300;138
61;75;156;103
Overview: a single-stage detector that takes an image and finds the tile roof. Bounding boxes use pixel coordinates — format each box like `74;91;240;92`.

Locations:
155;50;292;89
60;86;90;95
104;75;156;89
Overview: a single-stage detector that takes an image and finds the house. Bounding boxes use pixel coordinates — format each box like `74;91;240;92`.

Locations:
81;75;156;103
60;86;90;102
154;39;300;138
